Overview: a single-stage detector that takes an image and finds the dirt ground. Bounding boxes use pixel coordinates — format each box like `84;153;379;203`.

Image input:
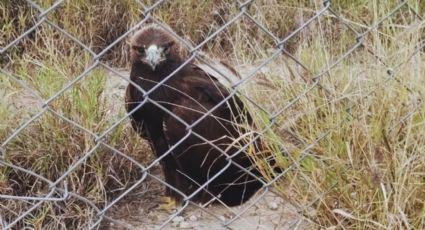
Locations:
102;165;306;230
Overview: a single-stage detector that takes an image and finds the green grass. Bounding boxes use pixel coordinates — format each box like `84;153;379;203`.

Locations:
1;0;425;229
0;62;149;228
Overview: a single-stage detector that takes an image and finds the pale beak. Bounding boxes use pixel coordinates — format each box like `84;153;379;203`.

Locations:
144;45;163;71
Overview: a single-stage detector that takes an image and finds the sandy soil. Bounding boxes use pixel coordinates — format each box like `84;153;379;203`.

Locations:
101;165;307;230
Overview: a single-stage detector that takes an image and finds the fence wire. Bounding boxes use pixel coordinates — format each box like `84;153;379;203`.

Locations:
1;0;424;229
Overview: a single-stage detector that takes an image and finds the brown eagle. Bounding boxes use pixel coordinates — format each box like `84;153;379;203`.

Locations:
125;24;263;207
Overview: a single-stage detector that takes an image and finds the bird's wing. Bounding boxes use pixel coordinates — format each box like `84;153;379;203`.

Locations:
185;64;252;124
125;81;149;139
193;56;242;88
187;67;234;104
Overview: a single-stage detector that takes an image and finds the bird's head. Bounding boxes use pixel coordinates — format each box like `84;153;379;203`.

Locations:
130;25;180;72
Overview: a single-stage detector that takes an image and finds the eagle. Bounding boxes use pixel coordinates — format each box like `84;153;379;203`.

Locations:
125;24;263;207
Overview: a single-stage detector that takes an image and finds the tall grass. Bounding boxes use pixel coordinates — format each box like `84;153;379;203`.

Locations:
1;0;424;229
243;1;425;228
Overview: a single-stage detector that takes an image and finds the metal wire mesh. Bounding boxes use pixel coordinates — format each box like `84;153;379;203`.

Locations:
1;0;424;229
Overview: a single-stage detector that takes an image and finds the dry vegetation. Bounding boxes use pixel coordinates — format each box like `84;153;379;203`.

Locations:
1;0;425;229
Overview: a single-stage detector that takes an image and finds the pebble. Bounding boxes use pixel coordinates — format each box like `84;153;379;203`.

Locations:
189;215;198;221
268;201;279;210
172;216;185;224
179;221;191;228
218;215;226;222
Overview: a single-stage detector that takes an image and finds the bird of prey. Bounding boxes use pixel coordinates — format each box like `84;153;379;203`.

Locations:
125;24;263;207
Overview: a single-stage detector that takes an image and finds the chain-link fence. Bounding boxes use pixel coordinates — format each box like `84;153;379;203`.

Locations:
1;0;424;229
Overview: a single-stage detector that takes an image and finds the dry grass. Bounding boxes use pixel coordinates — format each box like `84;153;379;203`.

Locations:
242;1;425;229
1;0;425;229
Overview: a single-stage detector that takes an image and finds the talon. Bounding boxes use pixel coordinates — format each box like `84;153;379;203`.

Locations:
158;196;178;210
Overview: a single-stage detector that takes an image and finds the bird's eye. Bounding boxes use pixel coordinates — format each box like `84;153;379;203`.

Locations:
163;41;174;55
132;45;145;55
138;47;145;54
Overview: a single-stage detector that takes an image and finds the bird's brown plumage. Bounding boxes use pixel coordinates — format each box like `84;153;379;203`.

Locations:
125;24;263;206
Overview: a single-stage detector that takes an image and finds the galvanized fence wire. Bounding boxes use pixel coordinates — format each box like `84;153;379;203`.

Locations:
0;0;423;229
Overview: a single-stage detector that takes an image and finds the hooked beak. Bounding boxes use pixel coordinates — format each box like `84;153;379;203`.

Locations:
144;45;163;71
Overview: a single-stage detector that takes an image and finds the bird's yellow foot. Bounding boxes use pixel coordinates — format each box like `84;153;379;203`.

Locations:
158;196;178;211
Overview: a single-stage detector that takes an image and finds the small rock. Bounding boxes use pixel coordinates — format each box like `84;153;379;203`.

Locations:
172;216;185;224
218;216;226;222
189;215;197;221
179;221;191;228
268;201;279;210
